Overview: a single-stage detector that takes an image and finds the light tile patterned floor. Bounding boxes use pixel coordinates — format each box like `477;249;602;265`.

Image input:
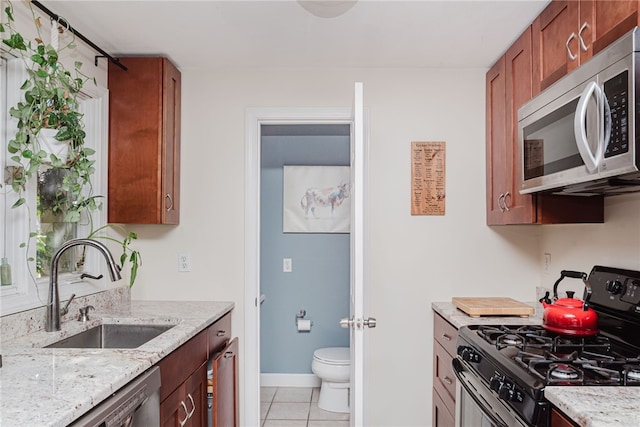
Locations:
261;387;349;427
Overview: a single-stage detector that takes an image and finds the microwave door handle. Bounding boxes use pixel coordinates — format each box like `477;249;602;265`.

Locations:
574;81;600;172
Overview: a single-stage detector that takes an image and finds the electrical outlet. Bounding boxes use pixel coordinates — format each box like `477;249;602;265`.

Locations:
543;253;551;274
283;258;292;273
178;253;191;272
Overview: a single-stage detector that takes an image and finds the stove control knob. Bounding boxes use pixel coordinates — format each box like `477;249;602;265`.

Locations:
498;381;524;402
459;347;481;363
498;382;515;401
606;279;625;295
489;375;503;392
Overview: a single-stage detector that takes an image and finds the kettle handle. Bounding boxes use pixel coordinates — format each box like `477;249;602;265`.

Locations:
552;270;592;311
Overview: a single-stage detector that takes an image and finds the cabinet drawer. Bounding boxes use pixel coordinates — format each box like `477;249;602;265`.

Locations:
208;312;232;355
434;314;457;357
159;329;207;401
432;387;455;427
433;341;456;402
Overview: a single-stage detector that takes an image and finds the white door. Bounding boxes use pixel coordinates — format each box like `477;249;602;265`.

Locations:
342;82;374;427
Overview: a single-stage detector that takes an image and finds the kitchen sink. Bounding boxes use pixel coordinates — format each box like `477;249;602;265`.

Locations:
46;324;175;349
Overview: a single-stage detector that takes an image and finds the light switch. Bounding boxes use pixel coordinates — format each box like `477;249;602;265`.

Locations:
283;258;292;273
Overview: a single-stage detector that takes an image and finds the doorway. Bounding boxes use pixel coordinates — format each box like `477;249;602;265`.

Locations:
245;107;359;427
259;123;351;387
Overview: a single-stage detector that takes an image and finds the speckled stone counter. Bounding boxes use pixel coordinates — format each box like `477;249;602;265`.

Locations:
0;296;234;427
545;387;640;427
431;301;543;328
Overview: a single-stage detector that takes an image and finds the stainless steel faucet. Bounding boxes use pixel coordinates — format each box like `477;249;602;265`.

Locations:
46;239;122;332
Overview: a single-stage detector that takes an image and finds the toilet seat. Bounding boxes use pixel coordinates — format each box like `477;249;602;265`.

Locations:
313;347;350;365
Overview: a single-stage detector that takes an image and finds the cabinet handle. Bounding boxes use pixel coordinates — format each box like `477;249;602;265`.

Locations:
186;393;196;418
503;192;511;212
443;376;453;385
498;193;505;212
441;333;452;341
165;193;174;211
216;330;226;337
566;32;577;61
578;22;589;52
179;401;189;427
224;351;234;359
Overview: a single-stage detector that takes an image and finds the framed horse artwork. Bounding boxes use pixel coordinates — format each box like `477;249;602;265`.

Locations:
283;165;351;233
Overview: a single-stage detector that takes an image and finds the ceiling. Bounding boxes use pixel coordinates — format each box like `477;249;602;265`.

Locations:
42;0;551;70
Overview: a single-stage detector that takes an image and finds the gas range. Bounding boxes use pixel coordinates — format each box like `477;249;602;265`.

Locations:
453;266;640;427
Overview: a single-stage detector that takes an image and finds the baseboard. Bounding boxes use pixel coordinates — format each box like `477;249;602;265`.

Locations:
260;373;321;388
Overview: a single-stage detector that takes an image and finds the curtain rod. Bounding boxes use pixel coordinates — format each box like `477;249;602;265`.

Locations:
31;1;127;71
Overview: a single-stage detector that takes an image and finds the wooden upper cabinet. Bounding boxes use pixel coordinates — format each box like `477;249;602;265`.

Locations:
108;57;181;224
504;27;536;224
486;56;508;225
486;27;604;225
532;1;582;93
592;1;640;54
486;28;536;225
533;0;640;94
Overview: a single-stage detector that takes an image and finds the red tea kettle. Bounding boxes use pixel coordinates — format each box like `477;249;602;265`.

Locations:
539;270;599;337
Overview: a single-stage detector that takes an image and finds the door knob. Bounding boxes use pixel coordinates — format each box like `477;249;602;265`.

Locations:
340;317;353;328
340;317;377;329
364;317;377;328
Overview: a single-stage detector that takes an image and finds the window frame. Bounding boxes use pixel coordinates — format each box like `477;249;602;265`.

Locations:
0;53;109;315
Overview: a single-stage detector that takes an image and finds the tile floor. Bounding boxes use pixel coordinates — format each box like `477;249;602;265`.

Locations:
261;387;349;427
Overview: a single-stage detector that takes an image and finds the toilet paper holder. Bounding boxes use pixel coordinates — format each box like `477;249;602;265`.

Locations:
295;310;313;330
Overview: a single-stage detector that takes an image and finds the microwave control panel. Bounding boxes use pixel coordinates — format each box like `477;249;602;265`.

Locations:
604;70;629;158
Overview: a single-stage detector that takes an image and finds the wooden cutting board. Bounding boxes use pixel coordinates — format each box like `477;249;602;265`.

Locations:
452;297;535;317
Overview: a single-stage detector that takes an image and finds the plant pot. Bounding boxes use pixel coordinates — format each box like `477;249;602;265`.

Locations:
37;128;70;163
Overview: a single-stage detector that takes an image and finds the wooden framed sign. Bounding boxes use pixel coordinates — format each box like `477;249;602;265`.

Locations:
411;141;446;215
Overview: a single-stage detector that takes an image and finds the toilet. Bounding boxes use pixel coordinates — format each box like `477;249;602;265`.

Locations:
311;347;350;413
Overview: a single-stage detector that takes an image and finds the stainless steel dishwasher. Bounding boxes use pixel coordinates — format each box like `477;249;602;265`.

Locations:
69;366;161;427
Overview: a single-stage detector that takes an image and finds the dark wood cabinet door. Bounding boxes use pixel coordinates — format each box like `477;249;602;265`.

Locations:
486;56;508;225
108;57;181;224
432;388;455;427
211;338;239;427
184;364;208;426
532;1;580;93
592;0;639;54
551;407;578;427
160;363;207;427
504;27;536;224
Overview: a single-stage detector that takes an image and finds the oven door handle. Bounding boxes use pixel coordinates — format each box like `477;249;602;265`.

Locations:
452;358;509;427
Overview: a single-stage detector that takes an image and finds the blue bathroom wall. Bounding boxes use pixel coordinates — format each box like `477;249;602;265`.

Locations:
260;124;350;374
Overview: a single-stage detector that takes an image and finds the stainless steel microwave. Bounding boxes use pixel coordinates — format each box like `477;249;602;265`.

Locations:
518;27;640;196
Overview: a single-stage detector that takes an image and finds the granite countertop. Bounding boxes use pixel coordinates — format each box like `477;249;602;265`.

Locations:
0;299;234;427
545;387;640;427
432;301;640;427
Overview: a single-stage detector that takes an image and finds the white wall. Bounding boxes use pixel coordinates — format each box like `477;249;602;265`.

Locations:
129;67;542;426
541;194;640;286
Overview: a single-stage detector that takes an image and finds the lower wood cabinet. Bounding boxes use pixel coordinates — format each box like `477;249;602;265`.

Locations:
432;313;458;427
210;338;239;427
161;363;207;426
158;312;237;427
551;407;577;427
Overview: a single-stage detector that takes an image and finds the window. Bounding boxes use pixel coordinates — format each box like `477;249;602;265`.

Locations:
1;54;108;315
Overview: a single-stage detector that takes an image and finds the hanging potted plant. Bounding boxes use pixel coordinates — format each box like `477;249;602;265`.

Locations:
1;2;141;286
1;1;95;221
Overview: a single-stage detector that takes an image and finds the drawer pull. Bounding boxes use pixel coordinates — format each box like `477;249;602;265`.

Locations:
216;330;226;337
179;401;189;427
224;351;234;359
443;376;453;385
441;333;452;341
186;393;196;418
